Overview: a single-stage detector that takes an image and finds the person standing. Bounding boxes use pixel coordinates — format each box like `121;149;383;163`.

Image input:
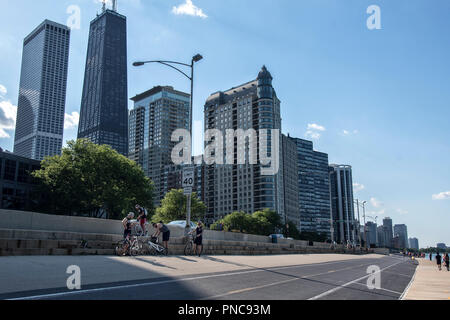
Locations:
444;253;450;271
430;253;433;261
436;252;442;271
135;205;147;236
193;222;204;257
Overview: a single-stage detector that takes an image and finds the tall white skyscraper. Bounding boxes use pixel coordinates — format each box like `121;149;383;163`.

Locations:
14;20;70;160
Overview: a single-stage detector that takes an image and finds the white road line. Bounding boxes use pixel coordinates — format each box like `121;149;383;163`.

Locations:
308;259;406;300
200;261;384;300
352;282;403;295
7;259;364;300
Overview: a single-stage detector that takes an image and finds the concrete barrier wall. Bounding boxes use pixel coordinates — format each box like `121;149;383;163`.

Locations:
1;209;344;249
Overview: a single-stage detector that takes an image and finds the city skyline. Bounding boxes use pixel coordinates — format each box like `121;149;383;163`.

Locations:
0;0;449;247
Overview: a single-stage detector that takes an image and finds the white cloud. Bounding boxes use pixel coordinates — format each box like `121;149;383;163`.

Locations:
432;191;450;200
353;183;365;192
0;100;17;138
367;209;386;217
305;123;326;140
64;112;80;129
396;209;408;215
343;129;358;136
0;84;6;97
172;0;208;18
370;197;383;208
307;123;326;131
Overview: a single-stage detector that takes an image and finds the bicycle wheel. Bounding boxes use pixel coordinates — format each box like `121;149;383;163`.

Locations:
184;241;193;256
115;240;126;256
130;240;141;256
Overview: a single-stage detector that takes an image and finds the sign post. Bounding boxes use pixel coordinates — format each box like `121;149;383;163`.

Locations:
182;167;194;236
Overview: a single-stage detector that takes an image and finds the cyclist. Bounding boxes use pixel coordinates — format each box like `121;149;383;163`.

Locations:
121;212;134;255
135;204;147;236
152;221;170;252
192;222;204;257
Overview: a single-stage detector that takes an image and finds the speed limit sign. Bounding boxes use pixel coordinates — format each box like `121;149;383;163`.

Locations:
182;167;194;188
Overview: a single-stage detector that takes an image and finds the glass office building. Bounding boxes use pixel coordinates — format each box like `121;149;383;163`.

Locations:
129;86;190;205
14;20;70;160
78;8;128;156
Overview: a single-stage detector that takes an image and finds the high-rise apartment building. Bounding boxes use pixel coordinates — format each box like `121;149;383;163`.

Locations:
377;225;386;247
283;135;331;236
14;20;70;160
281;134;300;229
129;86;190;205
394;224;408;249
78;5;128;156
329;164;356;244
203;66;284;223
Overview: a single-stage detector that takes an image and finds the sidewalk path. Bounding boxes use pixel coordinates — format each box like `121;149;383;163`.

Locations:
404;258;450;300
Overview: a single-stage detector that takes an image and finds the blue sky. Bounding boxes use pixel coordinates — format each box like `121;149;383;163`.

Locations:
0;0;449;248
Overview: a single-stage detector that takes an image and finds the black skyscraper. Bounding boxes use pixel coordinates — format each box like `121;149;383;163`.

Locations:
78;6;128;156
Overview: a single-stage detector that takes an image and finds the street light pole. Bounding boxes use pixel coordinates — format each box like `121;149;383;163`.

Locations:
133;55;203;237
355;199;362;247
362;201;367;249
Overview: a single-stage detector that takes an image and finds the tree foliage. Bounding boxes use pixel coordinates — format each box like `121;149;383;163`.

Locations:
152;189;206;223
32;139;154;219
211;209;283;236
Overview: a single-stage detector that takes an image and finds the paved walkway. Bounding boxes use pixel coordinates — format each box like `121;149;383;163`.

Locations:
404;258;450;300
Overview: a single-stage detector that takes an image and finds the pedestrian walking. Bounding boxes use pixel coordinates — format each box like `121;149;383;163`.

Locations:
436;252;442;271
444;253;450;271
430;253;433;261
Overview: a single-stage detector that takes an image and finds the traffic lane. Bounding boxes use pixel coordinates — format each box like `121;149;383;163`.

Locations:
32;257;396;300
210;256;409;300
318;259;417;300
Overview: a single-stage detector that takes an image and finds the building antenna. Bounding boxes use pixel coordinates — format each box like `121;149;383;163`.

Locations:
102;0;106;12
112;0;118;12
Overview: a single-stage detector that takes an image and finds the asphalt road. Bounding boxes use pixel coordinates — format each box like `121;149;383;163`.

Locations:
2;255;417;300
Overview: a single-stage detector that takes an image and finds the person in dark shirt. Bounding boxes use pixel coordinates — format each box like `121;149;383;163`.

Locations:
436;253;442;271
135;205;147;236
444;253;450;271
152;222;170;251
193;222;204;257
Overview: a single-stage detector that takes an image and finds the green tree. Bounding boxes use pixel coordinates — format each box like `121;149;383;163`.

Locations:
251;209;282;235
32;139;154;219
218;211;254;233
282;221;301;240
152;189;206;223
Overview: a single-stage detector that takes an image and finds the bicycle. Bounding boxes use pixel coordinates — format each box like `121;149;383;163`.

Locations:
131;220;149;237
184;232;203;256
139;237;168;256
115;236;141;256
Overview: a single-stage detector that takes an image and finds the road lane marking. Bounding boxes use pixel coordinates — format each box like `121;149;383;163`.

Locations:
8;259;371;300
308;259;406;300
352;282;402;295
200;260;390;300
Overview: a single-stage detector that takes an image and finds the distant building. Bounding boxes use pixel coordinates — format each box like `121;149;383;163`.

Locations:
394;224;408;249
408;238;419;250
0;150;41;211
129;86;190;206
436;243;447;250
78;6;128;156
365;221;377;247
383;217;394;248
329;165;356;244
377;226;387;248
14;20;70;160
283;135;331;236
